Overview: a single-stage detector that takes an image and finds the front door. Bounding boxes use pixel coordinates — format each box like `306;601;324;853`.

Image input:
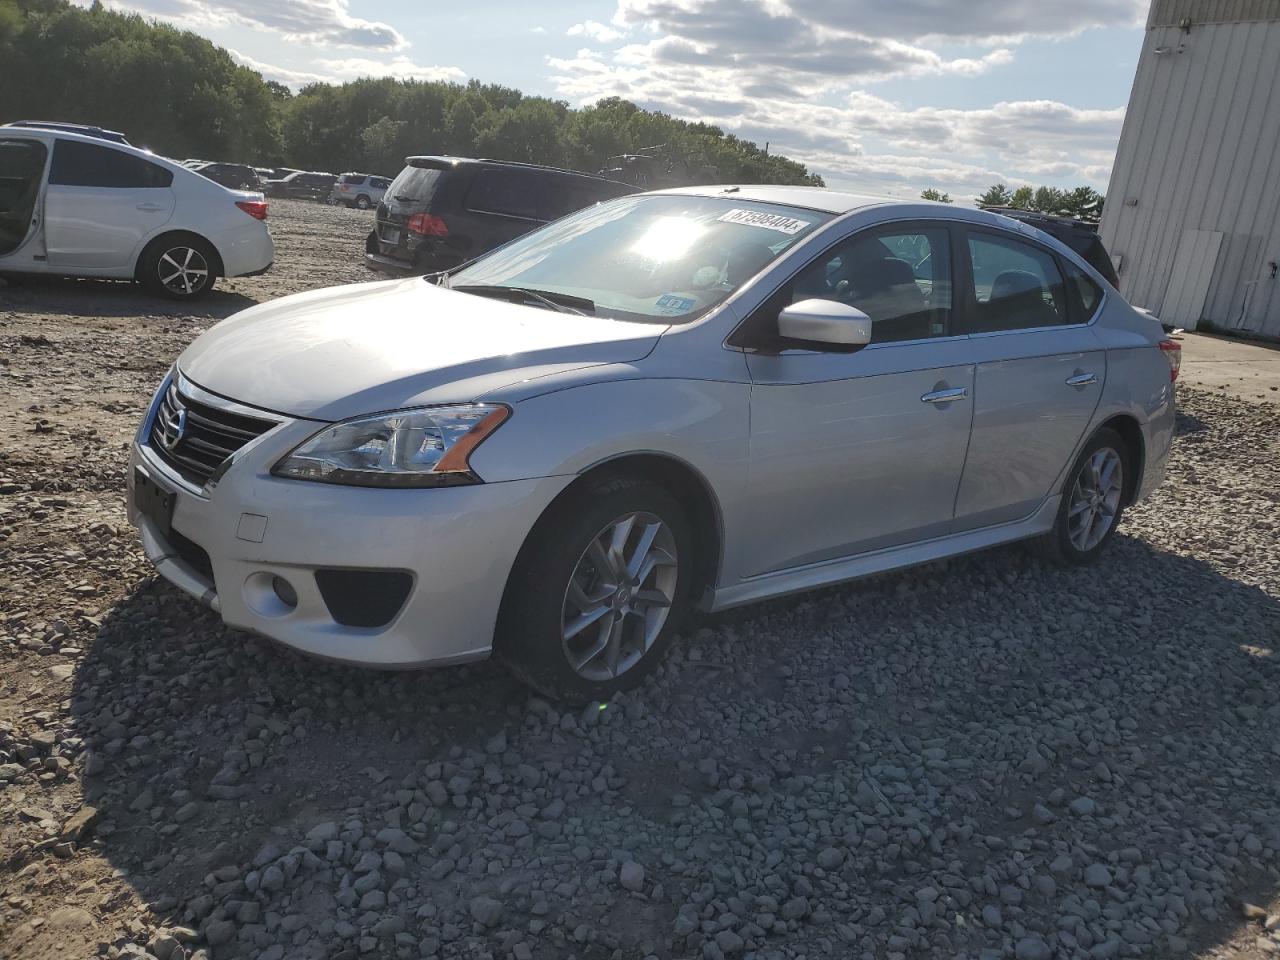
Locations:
952;228;1106;529
44;139;175;269
738;223;975;577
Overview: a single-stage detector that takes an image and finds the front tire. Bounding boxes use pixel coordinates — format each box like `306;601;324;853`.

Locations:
355;194;372;210
139;235;217;300
496;477;693;702
1031;428;1128;565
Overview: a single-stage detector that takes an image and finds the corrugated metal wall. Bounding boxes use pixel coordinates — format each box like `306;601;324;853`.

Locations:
1100;5;1280;336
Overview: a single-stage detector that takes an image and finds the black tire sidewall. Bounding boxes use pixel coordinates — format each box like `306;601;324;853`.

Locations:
1050;428;1128;564
356;195;371;209
496;479;694;702
141;236;216;300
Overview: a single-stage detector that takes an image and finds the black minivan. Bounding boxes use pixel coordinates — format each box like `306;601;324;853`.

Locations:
365;157;637;276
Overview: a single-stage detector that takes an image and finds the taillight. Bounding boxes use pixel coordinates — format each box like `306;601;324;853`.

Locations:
406;213;448;237
236;200;268;221
1158;338;1181;382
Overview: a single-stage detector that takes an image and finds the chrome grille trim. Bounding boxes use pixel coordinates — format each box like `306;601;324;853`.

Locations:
145;373;284;488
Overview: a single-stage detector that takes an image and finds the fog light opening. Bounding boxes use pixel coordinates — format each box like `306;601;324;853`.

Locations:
271;575;298;609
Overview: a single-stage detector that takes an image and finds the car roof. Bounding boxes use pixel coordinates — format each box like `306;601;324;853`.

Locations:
4;120;129;143
404;155;630;185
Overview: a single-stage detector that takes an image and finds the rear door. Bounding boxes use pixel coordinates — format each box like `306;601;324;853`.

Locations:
45;139;175;269
0;137;49;259
464;166;548;249
951;228;1106;530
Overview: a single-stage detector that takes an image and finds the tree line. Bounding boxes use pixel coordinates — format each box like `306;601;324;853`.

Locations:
922;184;1105;220
0;0;821;187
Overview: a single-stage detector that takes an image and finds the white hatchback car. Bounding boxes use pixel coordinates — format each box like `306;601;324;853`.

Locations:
0;126;273;299
128;187;1178;701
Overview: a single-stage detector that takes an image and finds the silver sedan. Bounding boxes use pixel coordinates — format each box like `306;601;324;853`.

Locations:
128;186;1178;701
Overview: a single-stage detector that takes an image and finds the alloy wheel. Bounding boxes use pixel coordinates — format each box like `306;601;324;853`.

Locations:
157;246;209;296
1067;447;1123;552
560;511;678;681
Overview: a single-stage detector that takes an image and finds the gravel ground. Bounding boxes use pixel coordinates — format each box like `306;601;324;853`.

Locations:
2;199;1280;960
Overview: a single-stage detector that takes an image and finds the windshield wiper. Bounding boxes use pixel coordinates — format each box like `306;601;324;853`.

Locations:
393;194;420;201
450;284;595;316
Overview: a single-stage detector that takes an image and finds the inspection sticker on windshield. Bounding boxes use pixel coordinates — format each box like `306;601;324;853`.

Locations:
716;208;810;235
655;294;697;314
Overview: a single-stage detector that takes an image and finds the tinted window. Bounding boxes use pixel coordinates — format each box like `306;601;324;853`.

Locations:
783;227;952;344
965;232;1069;333
467;168;542;219
341;174;365;184
371;177;391;189
49;140;172;188
387;166;444;205
1063;258;1103;320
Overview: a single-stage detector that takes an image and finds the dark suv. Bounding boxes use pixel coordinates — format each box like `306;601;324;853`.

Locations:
365;157;636;275
264;171;337;201
981;207;1119;286
192;162;261;191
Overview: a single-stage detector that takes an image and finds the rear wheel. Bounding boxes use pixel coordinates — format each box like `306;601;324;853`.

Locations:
496;478;692;702
139;235;217;300
1031;428;1127;565
355;194;372;210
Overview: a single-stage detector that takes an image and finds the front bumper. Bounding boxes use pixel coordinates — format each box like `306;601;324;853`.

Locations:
127;404;572;668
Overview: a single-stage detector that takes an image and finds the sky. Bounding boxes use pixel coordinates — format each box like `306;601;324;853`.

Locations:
86;0;1151;202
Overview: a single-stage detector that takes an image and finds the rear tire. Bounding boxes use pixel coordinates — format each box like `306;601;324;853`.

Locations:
1030;428;1128;565
496;477;693;703
355;194;372;210
139;235;217;300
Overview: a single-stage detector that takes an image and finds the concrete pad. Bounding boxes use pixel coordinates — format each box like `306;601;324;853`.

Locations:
1177;332;1280;405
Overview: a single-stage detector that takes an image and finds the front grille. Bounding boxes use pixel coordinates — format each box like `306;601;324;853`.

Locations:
148;381;276;487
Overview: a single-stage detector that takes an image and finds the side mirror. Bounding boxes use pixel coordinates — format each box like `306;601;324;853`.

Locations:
777;299;872;350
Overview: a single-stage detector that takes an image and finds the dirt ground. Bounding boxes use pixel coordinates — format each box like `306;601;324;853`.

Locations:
3;199;1280;960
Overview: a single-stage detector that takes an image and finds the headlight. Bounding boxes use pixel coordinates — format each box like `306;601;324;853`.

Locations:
272;403;510;487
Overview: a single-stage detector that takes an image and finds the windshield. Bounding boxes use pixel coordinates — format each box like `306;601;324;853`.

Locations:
448;194;832;323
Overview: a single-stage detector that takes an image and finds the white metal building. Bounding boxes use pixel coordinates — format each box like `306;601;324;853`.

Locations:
1100;0;1280;337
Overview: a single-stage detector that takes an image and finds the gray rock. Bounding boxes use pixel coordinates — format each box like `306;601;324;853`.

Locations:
469;895;503;927
1015;935;1051;960
619;861;646;892
1084;863;1112;888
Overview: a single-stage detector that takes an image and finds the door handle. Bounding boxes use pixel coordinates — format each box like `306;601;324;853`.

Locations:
1065;372;1098;386
136;202;165;212
921;387;968;404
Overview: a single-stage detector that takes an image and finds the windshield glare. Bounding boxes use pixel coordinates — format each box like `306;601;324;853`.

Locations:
448;195;831;323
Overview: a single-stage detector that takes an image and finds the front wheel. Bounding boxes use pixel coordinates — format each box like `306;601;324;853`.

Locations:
139;236;217;300
496;478;693;702
355;194;372;209
1031;428;1128;565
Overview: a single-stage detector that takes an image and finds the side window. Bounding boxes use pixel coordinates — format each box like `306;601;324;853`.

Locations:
467;169;541;220
49;140;172;188
1062;259;1103;321
786;227;953;344
965;232;1069;333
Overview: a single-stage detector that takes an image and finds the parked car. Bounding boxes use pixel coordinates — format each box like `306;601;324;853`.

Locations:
191;162;261;192
5;120;130;144
365;157;636;275
263;171;336;201
0;125;273;299
260;166;300;181
128;187;1178;701
980;207;1119;286
330;172;390;209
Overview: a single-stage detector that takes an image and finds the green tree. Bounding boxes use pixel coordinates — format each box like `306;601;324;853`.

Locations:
1009;186;1034;209
976;183;1012;206
920;188;952;203
1032;186;1065;214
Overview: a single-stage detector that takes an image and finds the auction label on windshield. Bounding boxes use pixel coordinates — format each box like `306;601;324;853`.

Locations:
717;208;810;235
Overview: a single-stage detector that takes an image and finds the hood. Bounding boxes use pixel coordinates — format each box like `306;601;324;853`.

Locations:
177;278;666;421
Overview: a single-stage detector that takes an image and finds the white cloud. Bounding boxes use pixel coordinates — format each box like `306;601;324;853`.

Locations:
548;0;1129;197
228;49;332;88
568;19;625;43
92;0;407;49
315;58;466;82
